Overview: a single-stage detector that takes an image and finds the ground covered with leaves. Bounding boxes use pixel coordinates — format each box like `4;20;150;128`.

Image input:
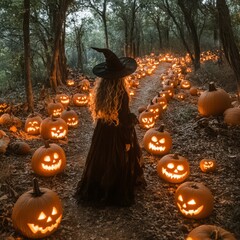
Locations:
0;61;240;240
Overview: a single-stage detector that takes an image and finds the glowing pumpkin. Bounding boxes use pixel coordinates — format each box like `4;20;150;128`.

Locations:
78;79;90;92
176;92;187;101
32;141;66;176
40;116;68;140
147;100;162;119
12;178;63;239
47;101;64;117
55;94;70;108
25;114;42;135
199;159;216;173
0;98;9;114
60;108;79;128
186;224;236;240
198;82;231;116
163;85;174;98
73;93;89;107
175;181;214;219
66;79;75;86
157;153;190;183
153;94;167;110
143;124;172;155
138;110;156;129
180;80;191;89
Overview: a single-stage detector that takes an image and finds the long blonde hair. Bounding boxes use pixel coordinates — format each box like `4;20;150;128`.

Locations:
89;77;129;125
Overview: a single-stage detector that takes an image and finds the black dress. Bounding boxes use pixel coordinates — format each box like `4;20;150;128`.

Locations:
74;91;144;207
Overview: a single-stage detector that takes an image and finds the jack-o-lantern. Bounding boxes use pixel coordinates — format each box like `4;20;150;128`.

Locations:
157;153;190;183
147;100;162;119
186;224;236;240
32;141;66;176
73;93;89;107
163;85;174;98
66;79;75;86
180;80;191;89
25;113;42;135
60;108;79;128
198;82;231;116
176;92;187;101
143;124;172;155
78;79;90;92
175;181;214;219
40;116;68;140
159;90;171;102
12;178;63;239
199;159;216;173
0;98;9;114
153;94;167;110
55;94;70;108
129;88;135;96
47;101;64;117
138;110;156;129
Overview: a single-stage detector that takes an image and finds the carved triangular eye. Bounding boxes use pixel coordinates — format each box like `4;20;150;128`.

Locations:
38;212;46;220
188;199;196;205
178;195;183;202
51;207;58;215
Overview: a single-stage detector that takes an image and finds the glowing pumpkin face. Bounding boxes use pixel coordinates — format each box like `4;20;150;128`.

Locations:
143;125;172;155
55;94;70;108
180;80;191;89
129;89;135;96
138;110;156;129
147;101;162;119
66;79;75;86
157;153;190;183
176;92;186;101
32;142;66;176
153;95;167;110
199;159;216;173
159;90;171;101
25;116;42;135
73;93;89;106
12;179;63;239
40;117;68;140
163;85;174;98
175;182;214;219
47;102;64;117
60;108;79;128
78;79;90;92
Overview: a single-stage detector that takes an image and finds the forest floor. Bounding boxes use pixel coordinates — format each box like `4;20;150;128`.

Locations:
0;61;240;240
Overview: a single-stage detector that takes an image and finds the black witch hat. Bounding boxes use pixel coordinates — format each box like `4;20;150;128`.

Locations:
92;47;137;79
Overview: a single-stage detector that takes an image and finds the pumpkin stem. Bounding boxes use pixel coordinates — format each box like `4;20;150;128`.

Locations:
44;140;50;148
209;82;217;92
158;124;165;132
173;153;179;159
32;178;43;197
210;229;221;240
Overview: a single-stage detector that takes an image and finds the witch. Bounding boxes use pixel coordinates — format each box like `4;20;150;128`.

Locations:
74;47;145;207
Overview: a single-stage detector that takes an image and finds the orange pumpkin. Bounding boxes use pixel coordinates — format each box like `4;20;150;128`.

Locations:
199;159;216;173
72;93;89;107
25;113;42;135
47;101;64;117
157;153;190;183
223;107;240;126
55;94;70;108
60;108;79;128
198;82;231;116
138;110;156;129
143;124;172;155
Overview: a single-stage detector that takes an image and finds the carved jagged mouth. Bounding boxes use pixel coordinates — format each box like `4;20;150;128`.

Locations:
177;204;204;216
76;100;88;105
28;215;62;234
149;143;166;152
27;127;40;132
162;168;188;179
42;160;62;171
51;131;66;138
68;121;78;126
144;123;155;129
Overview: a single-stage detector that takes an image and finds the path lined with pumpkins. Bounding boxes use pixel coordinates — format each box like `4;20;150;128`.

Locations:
0;52;239;239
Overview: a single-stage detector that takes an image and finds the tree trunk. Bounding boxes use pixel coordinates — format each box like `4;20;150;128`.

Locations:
217;0;240;99
23;0;34;112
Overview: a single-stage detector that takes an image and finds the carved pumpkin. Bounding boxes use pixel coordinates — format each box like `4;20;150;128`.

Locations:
47;101;64;117
157;153;190;183
143;124;172;155
159;90;171;102
78;79;90;92
25;114;42;135
138;110;156;129
153;94;167;110
40;116;68;140
147;100;162;119
60;108;79;128
199;159;216;173
163;85;174;98
55;94;70;108
12;178;63;239
72;93;89;107
32;141;66;176
175;181;214;219
66;79;75;86
0;98;9;114
186;224;236;240
223;107;240;126
176;92;187;101
198;82;231;116
180;80;191;89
